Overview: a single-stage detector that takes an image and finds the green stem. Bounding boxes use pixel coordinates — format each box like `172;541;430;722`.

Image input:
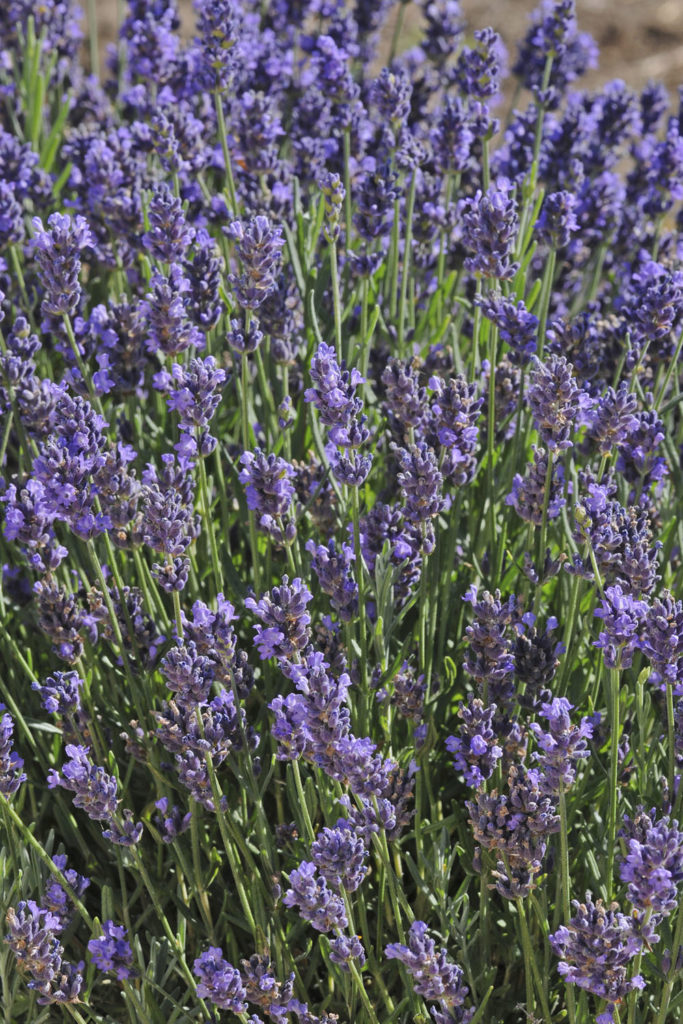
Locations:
87;0;99;78
62;313;104;416
486;320;498;561
666;681;676;813
558;785;577;1024
1;794;93;926
655;326;683;410
343;128;353;256
330;241;343;363
517;897;551;1022
240;350;262;594
536;248;556;361
291;759;316;843
655;898;683;1024
350;485;368;700
85;539;147;726
627;908;652;1024
388;2;406;63
197;452;224;593
348;960;382;1024
132;847;211;1008
517;898;535;1016
214;91;238;212
397;171;417;354
607;668;621;900
533;451;555;614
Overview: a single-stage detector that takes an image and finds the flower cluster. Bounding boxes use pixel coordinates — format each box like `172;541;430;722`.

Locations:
5;901;83;1004
47;745;141;845
0;1;682;1022
549;894;648;1023
386;921;472;1021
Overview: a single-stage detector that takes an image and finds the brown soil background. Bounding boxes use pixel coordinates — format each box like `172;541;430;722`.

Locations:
96;1;683;95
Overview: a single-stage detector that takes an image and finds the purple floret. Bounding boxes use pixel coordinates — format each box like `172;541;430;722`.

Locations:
619;810;683;919
31;212;93;318
385;920;472;1014
459;184;519;281
529;697;593;793
283;861;348;933
47;744;118;823
0;707;26;797
549;893;647;1017
88;921;136;980
246;576;312;662
593;584;647;670
193;946;247;1011
446;697;503;788
310;821;368;893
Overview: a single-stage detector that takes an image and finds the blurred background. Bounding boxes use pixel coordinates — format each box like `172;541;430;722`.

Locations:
96;0;683;95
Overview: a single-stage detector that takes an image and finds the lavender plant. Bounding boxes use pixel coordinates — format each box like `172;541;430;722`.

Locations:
0;2;682;1023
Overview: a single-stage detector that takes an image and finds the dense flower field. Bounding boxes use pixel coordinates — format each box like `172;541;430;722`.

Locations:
1;1;683;1022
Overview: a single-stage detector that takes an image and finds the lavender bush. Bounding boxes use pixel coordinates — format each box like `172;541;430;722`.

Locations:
0;1;682;1022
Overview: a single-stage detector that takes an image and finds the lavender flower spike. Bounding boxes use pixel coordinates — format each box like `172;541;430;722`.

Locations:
47;744;118;822
459;184;519;281
0;706;26;797
619;810;683;919
593;585;647;671
227;216;284;310
549;893;647;1022
193;947;247;1011
385;921;472;1015
245;576;312;662
88;921;136;980
283;861;348;933
32;213;93;318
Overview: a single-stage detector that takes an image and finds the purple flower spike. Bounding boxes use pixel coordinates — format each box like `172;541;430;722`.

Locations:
196;0;241;90
43;855;90;928
238;448;296;544
305;343;365;443
227;216;284;309
459;184;519;281
329;934;366;971
391;441;444;524
639;590;683;691
513;0;598;109
506;446;565;525
310;822;368;893
142;182;195;263
536;189;578;249
529;698;593;794
549;893;646;1013
193;947;247;1011
619;810;683;919
32;672;83;716
5;901;83;1004
88;921;136;980
306;538;358;622
446;697;503;788
467;764;560;899
164;355;226;454
153;797;192;843
385;921;472;1012
47;744;118;822
594;585;647;670
245;576;312;662
283;861;348;933
31;213;93;318
528;354;584;452
0;707;26;797
454;27;506;100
